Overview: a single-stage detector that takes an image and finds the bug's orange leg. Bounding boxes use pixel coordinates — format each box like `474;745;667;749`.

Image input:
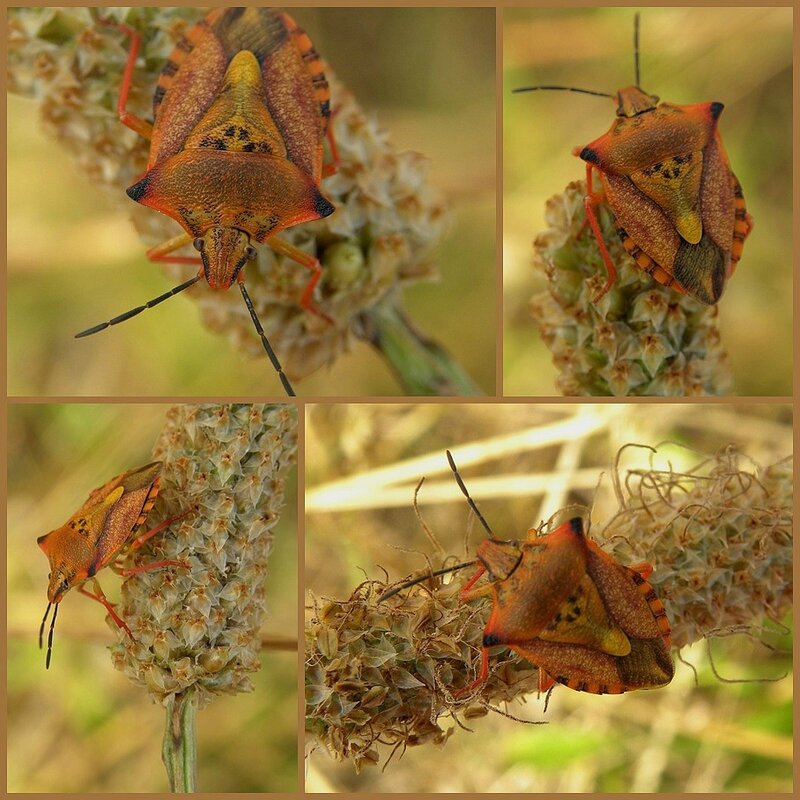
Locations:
453;564;494;697
128;508;193;552
116;558;188;576
265;235;334;324
97;19;154;140
146;232;202;266
538;669;556;694
458;564;488;600
453;646;491;698
583;163;618;301
322;123;341;178
78;578;133;638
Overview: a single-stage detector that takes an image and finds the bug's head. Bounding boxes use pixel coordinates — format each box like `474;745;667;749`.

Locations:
193;227;256;290
476;538;523;582
38;527;89;603
44;568;74;605
615;85;659;118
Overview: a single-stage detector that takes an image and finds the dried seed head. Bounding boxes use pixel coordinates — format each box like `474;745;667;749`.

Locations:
114;404;297;709
530;182;733;396
305;448;791;767
8;7;449;381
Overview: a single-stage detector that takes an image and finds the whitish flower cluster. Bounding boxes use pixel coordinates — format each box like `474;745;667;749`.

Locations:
530;183;733;396
305;449;791;768
8;7;448;381
113;404;297;709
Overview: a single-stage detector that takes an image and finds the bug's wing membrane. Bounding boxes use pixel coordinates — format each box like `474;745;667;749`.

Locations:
89;463;162;573
148;21;229;167
259;14;328;182
585;540;666;640
511;638;626;694
699;133;737;267
512;635;673;694
585;538;674;686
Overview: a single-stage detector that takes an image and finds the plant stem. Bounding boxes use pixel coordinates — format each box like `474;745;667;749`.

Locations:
358;293;483;396
162;689;197;792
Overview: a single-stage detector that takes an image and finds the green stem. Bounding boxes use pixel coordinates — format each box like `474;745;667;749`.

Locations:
358;294;483;396
162;689;197;792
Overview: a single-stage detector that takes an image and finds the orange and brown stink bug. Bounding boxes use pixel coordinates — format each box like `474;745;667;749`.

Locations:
77;9;340;396
37;461;188;668
381;451;674;696
514;13;752;305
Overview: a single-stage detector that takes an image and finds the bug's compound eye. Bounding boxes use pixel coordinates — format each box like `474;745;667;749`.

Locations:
245;245;258;261
61;579;70;592
193;237;204;252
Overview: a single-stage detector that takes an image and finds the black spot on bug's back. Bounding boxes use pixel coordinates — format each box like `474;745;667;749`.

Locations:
710;102;724;119
483;633;503;647
580;147;599;164
673;233;726;304
199;136;230;150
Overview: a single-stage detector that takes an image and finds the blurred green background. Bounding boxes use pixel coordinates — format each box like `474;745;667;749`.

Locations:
8;8;496;397
504;7;792;396
305;403;792;792
7;404;298;792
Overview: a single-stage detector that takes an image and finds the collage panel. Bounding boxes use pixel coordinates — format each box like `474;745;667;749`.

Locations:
3;4;795;798
503;7;792;396
8;7;496;398
305;403;791;792
7;403;297;792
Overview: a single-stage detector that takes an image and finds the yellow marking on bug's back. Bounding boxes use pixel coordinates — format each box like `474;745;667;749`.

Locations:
183;50;287;156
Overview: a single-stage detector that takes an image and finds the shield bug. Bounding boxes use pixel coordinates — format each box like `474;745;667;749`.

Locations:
513;13;752;305
381;451;674;696
37;461;188;668
77;9;340;396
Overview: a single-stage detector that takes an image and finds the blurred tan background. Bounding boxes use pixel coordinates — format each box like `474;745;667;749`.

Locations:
504;7;792;396
305;403;791;792
7;404;298;792
8;8;496;397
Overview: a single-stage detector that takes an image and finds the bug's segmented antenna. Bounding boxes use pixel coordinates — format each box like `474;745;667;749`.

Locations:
634;12;641;87
512;85;614;99
74;275;202;338
380;450;498;601
238;282;295;397
38;602;51;651
379;559;477;602
39;601;58;669
445;450;494;538
74;272;296;396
